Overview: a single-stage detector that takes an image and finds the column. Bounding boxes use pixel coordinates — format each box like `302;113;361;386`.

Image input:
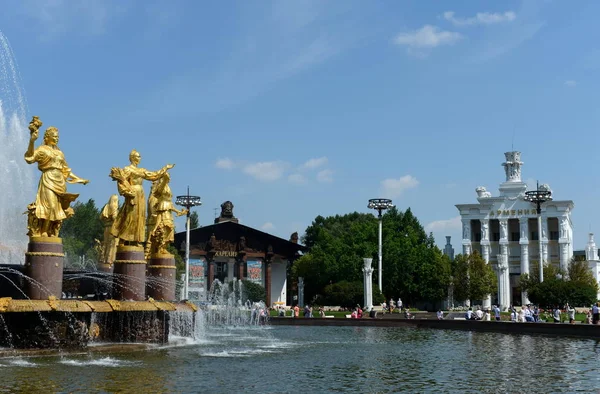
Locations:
480;219;490;262
227;260;235;282
519;217;530;306
558;216;570;273
207;260;215;291
498;219;510;310
362;258;374;310
480;219;491;309
462;219;472;255
236;255;246;280
264;260;272;307
542;217;549;266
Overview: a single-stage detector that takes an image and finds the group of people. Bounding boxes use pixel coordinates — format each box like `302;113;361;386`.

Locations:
508;305;541;322
381;298;403;314
465;307;492;321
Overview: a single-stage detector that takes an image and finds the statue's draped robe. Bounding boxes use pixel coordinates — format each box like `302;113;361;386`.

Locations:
25;144;78;222
154;182;176;243
100;197;119;263
147;178;177;255
111;165;163;243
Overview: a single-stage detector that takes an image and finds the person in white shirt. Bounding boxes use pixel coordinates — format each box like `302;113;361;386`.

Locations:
397;298;402;313
567;304;575;324
518;307;526;322
466;308;473;320
553;307;561;323
483;309;491;321
475;308;483;320
524;306;533;322
436;310;444;320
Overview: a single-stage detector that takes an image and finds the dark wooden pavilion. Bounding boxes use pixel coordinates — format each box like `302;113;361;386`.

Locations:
173;201;305;306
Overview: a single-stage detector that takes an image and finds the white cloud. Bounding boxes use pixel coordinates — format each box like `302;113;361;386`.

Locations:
243;161;287;182
316;169;334;183
215;158;236;170
380;175;419;198
301;157;328;170
564;80;577;87
443;11;516;27
288;173;307;184
425;216;462;234
394;25;463;49
261;222;275;231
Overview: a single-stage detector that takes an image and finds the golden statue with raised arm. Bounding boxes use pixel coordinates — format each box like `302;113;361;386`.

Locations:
147;172;187;256
109;149;174;247
23;116;89;237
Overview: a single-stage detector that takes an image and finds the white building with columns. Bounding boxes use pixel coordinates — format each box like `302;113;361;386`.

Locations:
456;152;574;310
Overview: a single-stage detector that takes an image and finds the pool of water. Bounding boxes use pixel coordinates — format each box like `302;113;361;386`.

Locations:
0;325;599;393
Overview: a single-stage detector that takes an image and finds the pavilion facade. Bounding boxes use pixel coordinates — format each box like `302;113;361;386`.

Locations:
173;201;304;307
456;152;575;310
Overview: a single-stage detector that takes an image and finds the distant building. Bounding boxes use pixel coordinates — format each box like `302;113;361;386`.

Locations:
174;201;304;306
443;236;454;261
584;233;600;301
456;152;574;310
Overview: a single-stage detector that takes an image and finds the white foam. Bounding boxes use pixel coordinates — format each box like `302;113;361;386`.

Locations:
59;357;140;367
8;358;36;367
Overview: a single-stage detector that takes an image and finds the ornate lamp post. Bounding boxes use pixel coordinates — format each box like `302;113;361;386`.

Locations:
176;187;202;300
368;198;394;293
524;182;552;283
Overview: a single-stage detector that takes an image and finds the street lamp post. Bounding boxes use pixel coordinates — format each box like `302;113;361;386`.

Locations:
524;182;552;283
368;198;394;293
175;187;202;300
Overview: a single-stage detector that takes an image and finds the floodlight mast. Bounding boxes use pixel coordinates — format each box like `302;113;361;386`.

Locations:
524;182;552;283
367;198;394;294
175;187;202;300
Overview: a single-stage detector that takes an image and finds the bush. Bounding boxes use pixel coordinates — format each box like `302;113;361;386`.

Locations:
241;280;266;303
321;281;363;309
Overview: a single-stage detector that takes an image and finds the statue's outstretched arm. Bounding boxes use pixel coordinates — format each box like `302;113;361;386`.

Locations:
67;171;89;185
142;164;175;182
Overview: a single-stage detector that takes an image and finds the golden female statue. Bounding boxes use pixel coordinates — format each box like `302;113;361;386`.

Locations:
109;150;173;246
23;116;89;237
99;194;119;264
147;172;187;256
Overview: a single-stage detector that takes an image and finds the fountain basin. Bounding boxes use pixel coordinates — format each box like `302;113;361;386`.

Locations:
0;298;197;349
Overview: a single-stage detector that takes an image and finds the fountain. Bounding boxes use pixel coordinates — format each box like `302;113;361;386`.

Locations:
0;31;33;265
0;32;201;349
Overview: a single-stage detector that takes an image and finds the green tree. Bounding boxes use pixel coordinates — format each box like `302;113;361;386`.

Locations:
299;207;451;305
60;199;103;264
521;260;598;308
451;254;470;303
468;252;498;301
189;211;199;229
451;252;497;303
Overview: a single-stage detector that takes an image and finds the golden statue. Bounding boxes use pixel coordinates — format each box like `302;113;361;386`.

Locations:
99;194;119;264
109;150;173;246
23;116;89;237
147;172;187;256
144;179;159;259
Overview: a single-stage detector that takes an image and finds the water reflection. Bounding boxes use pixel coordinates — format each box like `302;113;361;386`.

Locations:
0;326;599;393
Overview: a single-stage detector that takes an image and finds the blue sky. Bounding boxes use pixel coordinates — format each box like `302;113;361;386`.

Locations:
1;0;599;251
